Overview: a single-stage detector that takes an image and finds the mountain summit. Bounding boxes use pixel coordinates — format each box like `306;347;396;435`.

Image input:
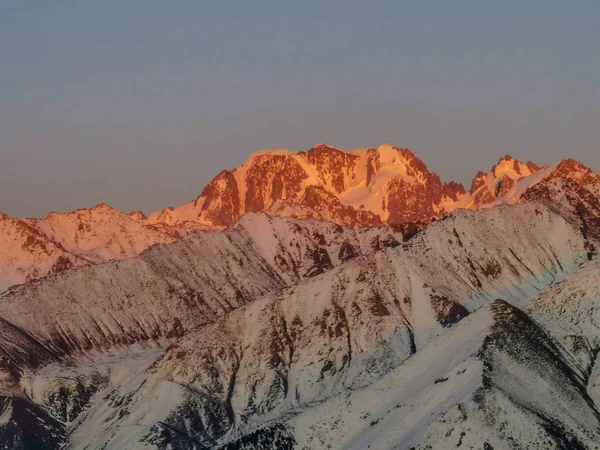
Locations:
148;144;596;231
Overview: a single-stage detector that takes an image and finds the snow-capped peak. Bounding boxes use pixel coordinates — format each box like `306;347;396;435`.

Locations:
492;154;530;177
127;210;148;222
467;155;542;208
375;143;410;166
551;158;600;184
147;143;458;230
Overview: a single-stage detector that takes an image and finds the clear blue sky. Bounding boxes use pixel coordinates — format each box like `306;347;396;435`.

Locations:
1;1;599;217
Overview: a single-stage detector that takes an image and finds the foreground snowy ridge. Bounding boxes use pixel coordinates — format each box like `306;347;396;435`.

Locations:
288;299;600;449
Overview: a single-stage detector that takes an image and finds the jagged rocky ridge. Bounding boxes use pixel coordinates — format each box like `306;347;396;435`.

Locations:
0;214;398;356
148;145;598;233
0;204;180;292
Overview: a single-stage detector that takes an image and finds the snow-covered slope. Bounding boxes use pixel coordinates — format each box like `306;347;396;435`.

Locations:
529;259;600;378
0;213;87;292
0;214;398;355
519;176;600;259
287;300;600;450
119;203;587;446
28;195;594;449
26;203;178;263
0;204;179;292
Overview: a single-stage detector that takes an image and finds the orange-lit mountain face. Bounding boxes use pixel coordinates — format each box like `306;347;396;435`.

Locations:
148;144;598;230
0;204;179;291
148;144;465;230
0;144;598;292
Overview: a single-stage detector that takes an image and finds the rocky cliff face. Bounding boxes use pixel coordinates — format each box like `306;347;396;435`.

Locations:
0;396;67;450
468;155;541;207
148;144;469;230
149;145;599;235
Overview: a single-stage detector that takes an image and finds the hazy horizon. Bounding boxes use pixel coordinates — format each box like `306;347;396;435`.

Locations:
1;1;599;218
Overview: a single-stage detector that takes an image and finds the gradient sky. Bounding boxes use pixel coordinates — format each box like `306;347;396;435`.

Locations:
1;1;599;218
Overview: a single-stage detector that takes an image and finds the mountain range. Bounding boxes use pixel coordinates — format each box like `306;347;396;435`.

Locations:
1;144;598;293
1;144;600;449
